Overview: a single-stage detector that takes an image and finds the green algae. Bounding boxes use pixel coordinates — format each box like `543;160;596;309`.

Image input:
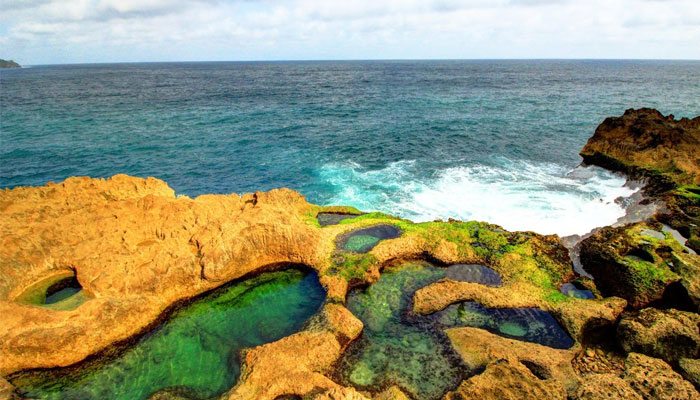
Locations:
333;214;569;305
11;269;326;400
675;185;700;204
330;252;378;281
344;234;382;252
338;262;466;400
498;321;527;337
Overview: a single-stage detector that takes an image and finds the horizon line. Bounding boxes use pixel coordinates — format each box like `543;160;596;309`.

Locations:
13;57;700;67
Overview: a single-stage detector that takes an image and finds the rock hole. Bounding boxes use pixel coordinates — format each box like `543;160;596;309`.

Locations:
520;360;551;380
625;247;655;263
45;276;82;305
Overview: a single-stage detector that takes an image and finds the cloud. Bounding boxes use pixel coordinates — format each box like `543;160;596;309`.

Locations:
0;0;699;64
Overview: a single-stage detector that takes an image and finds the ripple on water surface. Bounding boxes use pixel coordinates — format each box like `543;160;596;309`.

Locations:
10;269;326;400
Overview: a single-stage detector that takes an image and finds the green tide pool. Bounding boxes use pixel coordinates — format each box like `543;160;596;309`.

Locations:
338;261;573;399
338;262;466;400
11;269;326;400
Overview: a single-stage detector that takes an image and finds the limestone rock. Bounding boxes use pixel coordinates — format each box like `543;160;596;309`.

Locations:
0;378;16;400
617;308;700;363
373;386;410;400
446;327;579;393
573;373;642;400
0;175;327;374
310;387;370;400
623;353;698;399
445;359;567;400
224;304;363;400
579;223;682;309
580;108;700;187
678;358;700;390
580;108;700;253
671;251;700;311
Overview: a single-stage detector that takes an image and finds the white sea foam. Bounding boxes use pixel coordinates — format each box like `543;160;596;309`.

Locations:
318;159;638;237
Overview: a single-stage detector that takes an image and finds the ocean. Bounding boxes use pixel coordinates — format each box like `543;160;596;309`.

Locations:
1;60;699;236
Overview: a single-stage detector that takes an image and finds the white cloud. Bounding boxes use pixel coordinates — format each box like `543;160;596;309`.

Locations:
0;0;698;64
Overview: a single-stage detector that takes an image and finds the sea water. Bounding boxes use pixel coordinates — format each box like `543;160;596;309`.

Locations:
2;60;699;235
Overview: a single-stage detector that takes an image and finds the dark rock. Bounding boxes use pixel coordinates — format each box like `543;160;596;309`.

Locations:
622;353;698;399
678;358;700;391
579;223;681;309
0;59;20;68
617;308;700;364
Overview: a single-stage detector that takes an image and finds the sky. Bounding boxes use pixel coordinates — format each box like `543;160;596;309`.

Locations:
1;0;699;65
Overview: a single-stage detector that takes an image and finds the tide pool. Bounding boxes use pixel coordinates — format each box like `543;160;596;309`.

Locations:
11;269;326;400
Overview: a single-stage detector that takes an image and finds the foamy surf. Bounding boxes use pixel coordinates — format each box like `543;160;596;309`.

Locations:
318;158;639;237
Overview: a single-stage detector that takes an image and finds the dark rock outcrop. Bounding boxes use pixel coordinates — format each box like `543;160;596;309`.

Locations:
580;108;700;187
617;308;700;364
579;223;682;309
580;108;700;254
0;59;20;68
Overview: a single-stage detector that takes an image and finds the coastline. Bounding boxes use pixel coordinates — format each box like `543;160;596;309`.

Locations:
0;108;698;399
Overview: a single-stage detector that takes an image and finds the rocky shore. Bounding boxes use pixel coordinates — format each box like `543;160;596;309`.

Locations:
1;108;698;399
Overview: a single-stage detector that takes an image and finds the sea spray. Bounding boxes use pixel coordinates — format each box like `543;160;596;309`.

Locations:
318;158;638;237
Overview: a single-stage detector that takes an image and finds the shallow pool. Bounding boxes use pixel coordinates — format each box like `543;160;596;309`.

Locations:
11;269;326;400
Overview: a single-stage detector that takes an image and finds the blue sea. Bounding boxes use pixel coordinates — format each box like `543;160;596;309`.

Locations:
1;60;699;236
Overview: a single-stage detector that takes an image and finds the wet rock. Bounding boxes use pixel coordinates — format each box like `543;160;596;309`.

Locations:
0;378;17;400
623;353;698;399
310;387;369;400
617;308;700;363
579;223;682;309
678;358;700;390
670;251;700;311
580;108;700;188
580;108;700;254
373;386;410;400
445;359;567;400
573;373;642;400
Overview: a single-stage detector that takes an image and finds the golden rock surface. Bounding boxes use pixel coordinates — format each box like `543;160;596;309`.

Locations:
0;174;329;374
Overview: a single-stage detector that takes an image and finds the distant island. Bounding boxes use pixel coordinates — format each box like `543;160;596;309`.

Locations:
0;59;21;68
